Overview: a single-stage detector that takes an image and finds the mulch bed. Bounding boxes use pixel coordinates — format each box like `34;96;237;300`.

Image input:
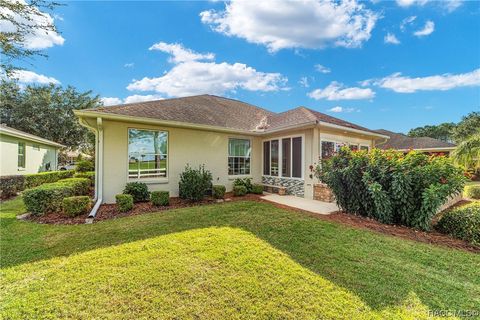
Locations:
20;193;478;253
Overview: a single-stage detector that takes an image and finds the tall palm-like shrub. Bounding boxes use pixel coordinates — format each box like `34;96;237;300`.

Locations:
452;133;480;172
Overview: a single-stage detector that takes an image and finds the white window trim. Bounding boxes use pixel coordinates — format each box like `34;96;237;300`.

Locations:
262;134;305;180
320;138;371;159
127;127;169;182
17;142;26;170
360;144;370;151
227;137;252;177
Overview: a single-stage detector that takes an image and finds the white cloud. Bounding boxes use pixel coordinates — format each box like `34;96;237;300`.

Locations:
0;0;64;50
200;0;378;52
308;81;375;100
10;70;60;84
328;106;357;113
413;20;435;37
315;64;331;74
400;16;416;31
368;68;480;93
444;0;463;12
299;77;310;88
101;97;123;106
384;33;400;45
396;0;428;7
396;0;462;12
149;42;214;63
127;42;287;97
123;94;164;104
124;63;134;68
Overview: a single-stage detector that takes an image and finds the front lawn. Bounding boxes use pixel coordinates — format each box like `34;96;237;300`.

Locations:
1;197;479;319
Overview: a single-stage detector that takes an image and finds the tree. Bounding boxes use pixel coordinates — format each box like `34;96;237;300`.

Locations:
0;0;61;75
407;122;456;142
452;111;480;143
0;80;101;150
452;133;480;173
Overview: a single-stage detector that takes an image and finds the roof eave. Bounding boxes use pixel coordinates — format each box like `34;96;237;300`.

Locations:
395;147;456;152
318;121;390;139
0;128;65;148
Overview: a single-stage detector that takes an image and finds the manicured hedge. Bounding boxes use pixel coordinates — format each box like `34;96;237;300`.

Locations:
74;171;95;186
436;203;480;245
124;182;149;203
233;185;247;196
179;165;212;202
212;185;226;199
23;178;90;215
63;196;91;217
116;194;133;212
317;148;466;231
233;178;253;193
251;184;264;195
151;191;169;206
76;160;95;172
464;185;480;199
0;175;25;198
25;170;75;189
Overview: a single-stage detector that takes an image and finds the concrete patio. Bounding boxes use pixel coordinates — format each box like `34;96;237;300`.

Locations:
261;194;340;215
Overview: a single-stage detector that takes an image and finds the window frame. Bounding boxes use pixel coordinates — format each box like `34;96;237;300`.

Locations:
227;137;252;177
127;127;169;181
18;142;26;170
262;134;304;180
360;144;370;151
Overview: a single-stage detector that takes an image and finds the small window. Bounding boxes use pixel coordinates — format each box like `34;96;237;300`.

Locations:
18;142;26;169
349;144;359;151
128;129;168;179
228;139;251;175
270;140;279;176
32;144;40;151
321;141;335;159
360;145;370;151
292;137;302;178
281;138;291;177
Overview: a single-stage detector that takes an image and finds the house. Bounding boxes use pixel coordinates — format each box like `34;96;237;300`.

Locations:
74;94;389;206
375;129;456;155
0;124;64;176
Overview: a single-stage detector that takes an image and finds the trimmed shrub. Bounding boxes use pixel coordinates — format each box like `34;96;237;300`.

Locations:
123;182;149;203
63;196;91;217
76;160;94;173
251;184;264;195
0;175;25;198
316;148;466;231
179;164;212;202
436;203;480;245
23;178;91;215
233;178;253;193
233;185;247;196
74;171;95;186
464;185;480;199
151;191;169;206
24;170;74;189
116;194;133;212
212;185;226;199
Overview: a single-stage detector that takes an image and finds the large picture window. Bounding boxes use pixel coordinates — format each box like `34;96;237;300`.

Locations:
263;136;302;179
228;138;251;175
18;142;25;169
128;129;168;179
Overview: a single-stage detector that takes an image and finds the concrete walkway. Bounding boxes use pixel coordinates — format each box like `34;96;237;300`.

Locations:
261;194;340;215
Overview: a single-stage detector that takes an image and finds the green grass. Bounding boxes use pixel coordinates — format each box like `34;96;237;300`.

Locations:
1;197;479;319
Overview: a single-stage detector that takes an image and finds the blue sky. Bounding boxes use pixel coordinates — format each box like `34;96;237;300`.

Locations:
11;0;480;133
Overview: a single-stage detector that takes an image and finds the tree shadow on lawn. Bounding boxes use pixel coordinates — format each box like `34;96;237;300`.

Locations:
1;197;479;313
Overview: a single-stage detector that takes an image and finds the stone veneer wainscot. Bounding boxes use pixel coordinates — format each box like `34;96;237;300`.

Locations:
262;176;305;197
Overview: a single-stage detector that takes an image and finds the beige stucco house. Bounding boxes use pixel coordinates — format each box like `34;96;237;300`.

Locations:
0;125;64;176
74;94;389;212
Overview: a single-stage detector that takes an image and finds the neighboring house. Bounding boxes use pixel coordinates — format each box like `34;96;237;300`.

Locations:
74;94;389;204
0;125;64;176
375;129;456;155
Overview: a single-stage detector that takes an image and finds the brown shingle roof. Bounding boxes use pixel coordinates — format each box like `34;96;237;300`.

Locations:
375;129;456;150
84;94;382;136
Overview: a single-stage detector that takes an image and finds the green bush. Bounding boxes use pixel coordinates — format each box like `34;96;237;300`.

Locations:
251;184;264;195
233;178;253;193
63;196;91;217
123;182;149;202
212;185;226;199
23;178;91;215
233;185;247;196
25;170;75;189
0;175;25;198
316;148;466;230
74;171;95;186
179;164;212;202
436;203;480;245
150;191;169;206
76;160;94;173
464;185;480;199
116;194;133;212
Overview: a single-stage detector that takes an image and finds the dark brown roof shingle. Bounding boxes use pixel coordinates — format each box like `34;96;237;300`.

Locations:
376;129;456;150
